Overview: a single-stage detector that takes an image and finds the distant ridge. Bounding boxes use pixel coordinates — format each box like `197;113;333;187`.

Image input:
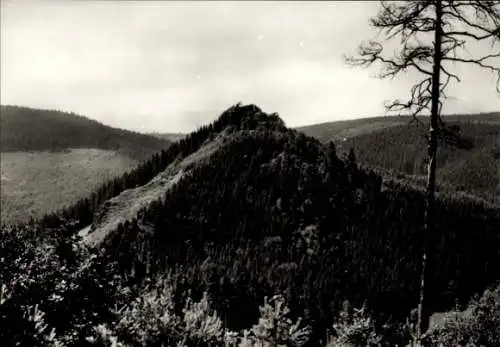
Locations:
0;105;170;161
296;111;500;143
298;111;500;203
149;131;187;142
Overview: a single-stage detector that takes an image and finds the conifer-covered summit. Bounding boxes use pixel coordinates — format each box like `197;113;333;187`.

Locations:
79;103;292;244
215;103;286;131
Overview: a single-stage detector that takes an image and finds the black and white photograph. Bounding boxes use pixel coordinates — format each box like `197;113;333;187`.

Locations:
1;0;499;346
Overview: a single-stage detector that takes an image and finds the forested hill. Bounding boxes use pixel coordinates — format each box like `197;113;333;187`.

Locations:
299;112;500;203
5;104;499;346
0;105;170;161
297;111;500;143
337;115;500;203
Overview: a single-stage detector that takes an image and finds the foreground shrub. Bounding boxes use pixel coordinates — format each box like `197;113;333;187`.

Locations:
425;284;500;347
94;277;311;347
326;301;382;347
238;294;311;347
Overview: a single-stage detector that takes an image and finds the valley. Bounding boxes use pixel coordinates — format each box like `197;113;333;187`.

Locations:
0;149;137;224
0;105;171;224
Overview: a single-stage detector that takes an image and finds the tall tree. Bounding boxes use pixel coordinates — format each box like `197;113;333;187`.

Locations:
345;0;500;343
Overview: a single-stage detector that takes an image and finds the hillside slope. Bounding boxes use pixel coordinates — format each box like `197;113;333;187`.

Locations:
297;112;500;143
299;112;500;202
1;149;138;224
0;105;169;161
0;105;172;224
338;119;500;202
2;104;500;346
80;129;231;245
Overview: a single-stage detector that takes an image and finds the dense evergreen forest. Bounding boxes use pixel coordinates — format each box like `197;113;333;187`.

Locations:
299;112;500;203
0;105;170;161
337;119;500;202
1;104;499;346
297;112;500;144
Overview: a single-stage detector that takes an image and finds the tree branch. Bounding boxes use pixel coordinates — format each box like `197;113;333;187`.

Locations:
443;1;500;40
444;30;498;41
385;77;433;117
345;0;500;115
442;54;500;92
344;41;434;78
373;1;435;41
440;64;461;83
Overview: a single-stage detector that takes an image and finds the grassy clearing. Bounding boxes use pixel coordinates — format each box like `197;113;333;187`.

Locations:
297;112;499;143
1;148;137;224
296;116;407;142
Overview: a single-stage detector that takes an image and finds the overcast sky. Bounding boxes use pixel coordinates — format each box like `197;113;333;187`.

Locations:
1;0;499;133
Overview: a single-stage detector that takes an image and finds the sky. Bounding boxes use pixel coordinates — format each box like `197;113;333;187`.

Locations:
1;0;499;133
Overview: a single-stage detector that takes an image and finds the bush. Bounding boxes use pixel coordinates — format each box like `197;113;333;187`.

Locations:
424;284;500;347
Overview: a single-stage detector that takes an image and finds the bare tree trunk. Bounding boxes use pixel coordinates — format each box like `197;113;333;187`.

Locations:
417;0;442;342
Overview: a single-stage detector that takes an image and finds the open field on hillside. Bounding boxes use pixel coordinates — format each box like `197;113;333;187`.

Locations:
297;112;500;142
0;148;137;224
296;116;408;142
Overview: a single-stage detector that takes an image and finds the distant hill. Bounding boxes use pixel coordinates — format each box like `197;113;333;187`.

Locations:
296;115;408;142
149;131;187;142
0;105;171;224
0;105;170;161
299;112;500;202
297;111;500;143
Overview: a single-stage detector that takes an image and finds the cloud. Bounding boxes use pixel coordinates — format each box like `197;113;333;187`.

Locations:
1;0;498;133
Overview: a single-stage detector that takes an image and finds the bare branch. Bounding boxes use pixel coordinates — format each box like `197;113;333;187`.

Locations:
443;1;500;41
372;1;435;42
440;65;460;83
439;72;455;101
385;77;433;118
346;0;500;116
471;0;500;27
344;40;434;78
344;41;384;68
444;30;498;41
442;10;495;34
440;36;467;59
442;54;500;92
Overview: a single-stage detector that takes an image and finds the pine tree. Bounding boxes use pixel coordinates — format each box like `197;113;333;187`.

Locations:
346;1;500;340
